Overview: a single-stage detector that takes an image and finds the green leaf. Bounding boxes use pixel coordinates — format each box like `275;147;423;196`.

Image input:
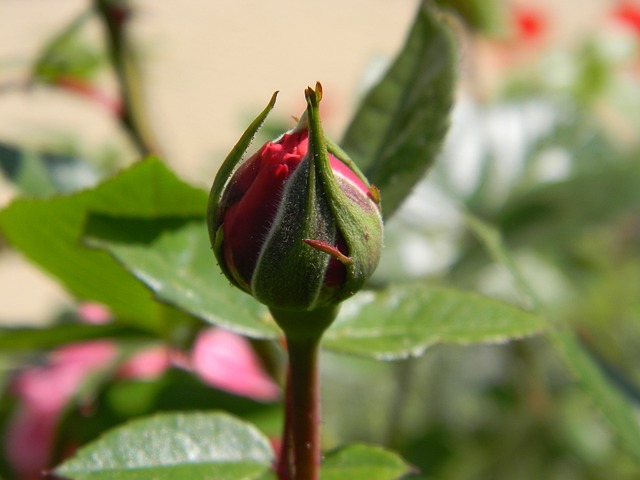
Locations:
0;323;148;352
323;284;547;360
31;9;104;83
85;216;279;339
551;330;640;462
54;412;274;480
341;0;457;219
466;213;640;463
321;444;411;480
0;158;206;333
434;0;504;34
498;159;640;249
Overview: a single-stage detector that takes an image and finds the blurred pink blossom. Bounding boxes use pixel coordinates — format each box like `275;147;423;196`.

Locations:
4;325;279;478
4;341;117;480
117;345;174;380
76;302;113;325
191;328;280;401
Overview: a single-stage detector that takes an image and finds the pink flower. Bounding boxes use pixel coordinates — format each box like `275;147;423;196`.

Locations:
4;341;117;479
76;302;113;325
191;328;280;401
4;323;279;478
116;329;280;402
117;345;174;380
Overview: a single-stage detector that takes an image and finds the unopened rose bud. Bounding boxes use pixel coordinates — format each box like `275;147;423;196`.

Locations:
208;83;383;312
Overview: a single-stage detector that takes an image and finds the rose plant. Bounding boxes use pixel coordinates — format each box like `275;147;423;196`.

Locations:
207;82;384;479
1;1;640;480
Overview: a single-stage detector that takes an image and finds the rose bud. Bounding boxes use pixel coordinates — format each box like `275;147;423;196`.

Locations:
207;83;382;313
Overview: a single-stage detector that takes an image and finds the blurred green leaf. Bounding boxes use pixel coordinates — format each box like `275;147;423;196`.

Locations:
498;159;640;249
54;412;274;480
0;158;206;333
0;144;55;196
323;284;547;360
31;9;104;83
85;216;279;339
0;323;148;352
466;213;640;463
435;0;505;34
0;142;101;195
552;330;640;462
341;0;457;219
321;444;411;480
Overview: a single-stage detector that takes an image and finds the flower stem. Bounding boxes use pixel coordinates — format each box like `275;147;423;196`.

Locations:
276;368;293;480
286;334;322;480
270;305;338;480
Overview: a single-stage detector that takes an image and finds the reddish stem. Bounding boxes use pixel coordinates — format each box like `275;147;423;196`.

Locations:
276;368;293;480
269;305;338;480
286;336;322;480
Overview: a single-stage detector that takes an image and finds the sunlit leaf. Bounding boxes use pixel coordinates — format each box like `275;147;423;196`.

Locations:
321;444;411;480
0;158;206;333
54;412;274;480
323;284;547;360
85;216;279;339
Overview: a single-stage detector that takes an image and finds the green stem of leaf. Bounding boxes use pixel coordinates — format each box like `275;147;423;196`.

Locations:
94;0;161;157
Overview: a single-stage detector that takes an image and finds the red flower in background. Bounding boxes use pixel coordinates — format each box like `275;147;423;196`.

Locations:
513;5;547;42
613;1;640;34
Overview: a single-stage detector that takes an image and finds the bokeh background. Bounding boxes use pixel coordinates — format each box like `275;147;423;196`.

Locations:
0;0;627;322
1;1;640;479
0;0;423;322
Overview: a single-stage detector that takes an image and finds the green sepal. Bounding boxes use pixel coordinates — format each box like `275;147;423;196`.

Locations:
305;84;383;302
207;91;278;286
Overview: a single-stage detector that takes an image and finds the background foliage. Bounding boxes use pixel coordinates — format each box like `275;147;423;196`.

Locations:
1;0;640;479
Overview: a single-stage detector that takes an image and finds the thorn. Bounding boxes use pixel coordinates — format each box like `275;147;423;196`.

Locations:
304;239;352;264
